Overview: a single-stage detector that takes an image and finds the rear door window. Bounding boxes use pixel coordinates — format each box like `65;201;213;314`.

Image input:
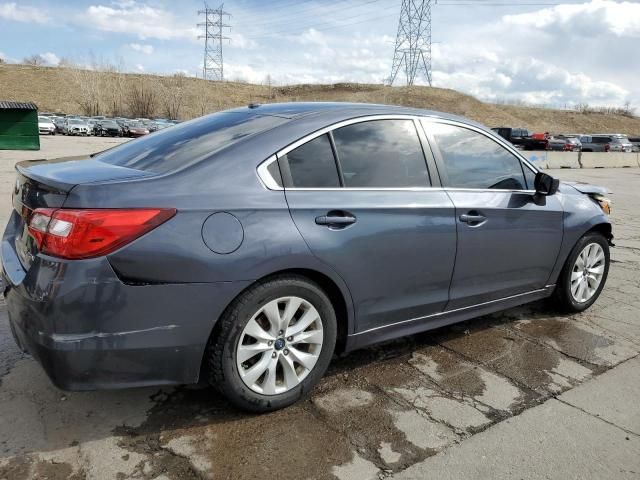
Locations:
428;123;527;190
332;119;430;188
279;134;340;188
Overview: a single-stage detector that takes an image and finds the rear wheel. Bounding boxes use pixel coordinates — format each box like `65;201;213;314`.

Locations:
207;275;337;412
554;232;609;312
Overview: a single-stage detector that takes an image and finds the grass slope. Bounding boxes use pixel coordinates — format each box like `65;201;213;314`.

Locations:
1;64;639;135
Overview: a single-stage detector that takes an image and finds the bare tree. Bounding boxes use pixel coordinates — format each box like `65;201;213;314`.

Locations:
160;73;186;120
128;77;157;118
23;54;46;66
103;57;127;117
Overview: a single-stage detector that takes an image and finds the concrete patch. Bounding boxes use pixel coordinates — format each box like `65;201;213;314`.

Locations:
313;388;374;412
163;435;213;478
332;451;380;480
391;409;458;450
394;387;491;433
378;442;401;464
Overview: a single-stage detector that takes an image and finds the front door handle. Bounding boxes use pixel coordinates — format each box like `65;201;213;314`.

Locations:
315;211;357;228
459;212;487;225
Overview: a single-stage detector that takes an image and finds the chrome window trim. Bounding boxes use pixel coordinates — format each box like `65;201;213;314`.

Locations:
255;113;540;193
256;155;283;190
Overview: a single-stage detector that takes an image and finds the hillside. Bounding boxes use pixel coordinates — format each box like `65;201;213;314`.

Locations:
1;63;639;135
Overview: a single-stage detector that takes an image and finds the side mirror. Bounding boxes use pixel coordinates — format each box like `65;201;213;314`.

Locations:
534;171;559;196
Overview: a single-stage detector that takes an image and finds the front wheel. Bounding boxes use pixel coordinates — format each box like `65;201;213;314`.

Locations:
554;232;609;312
207;275;337;412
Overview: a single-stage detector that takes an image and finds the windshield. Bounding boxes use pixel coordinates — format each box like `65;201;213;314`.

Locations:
38;117;51;122
101;121;119;127
69;119;82;125
96;112;287;174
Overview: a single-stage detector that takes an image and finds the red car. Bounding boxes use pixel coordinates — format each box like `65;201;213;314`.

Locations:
124;121;150;138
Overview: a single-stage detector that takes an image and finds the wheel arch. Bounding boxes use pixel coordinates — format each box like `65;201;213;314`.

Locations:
198;267;355;382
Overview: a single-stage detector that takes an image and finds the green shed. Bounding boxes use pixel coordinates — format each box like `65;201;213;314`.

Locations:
0;101;40;150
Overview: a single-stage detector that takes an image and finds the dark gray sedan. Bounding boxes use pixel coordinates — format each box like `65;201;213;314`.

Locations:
2;103;612;411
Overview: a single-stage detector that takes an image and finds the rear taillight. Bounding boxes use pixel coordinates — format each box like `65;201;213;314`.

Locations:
28;208;176;259
605;144;610;152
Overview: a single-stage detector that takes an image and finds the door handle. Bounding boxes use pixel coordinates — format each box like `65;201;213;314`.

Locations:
459;213;487;225
315;212;357;227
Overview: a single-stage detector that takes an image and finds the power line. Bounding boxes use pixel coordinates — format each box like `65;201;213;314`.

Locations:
389;0;433;86
241;4;399;39
197;2;230;81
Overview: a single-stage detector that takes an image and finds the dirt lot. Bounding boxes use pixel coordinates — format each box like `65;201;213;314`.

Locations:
0;137;639;479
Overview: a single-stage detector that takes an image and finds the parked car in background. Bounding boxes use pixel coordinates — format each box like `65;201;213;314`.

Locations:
95;119;123;137
37;116;56;135
576;135;611;152
548;136;581;152
63;119;91;136
87;119;98;136
52;117;66;135
594;134;634;152
2;103;613;412
628;137;640;152
122;120;150;137
491;127;548;150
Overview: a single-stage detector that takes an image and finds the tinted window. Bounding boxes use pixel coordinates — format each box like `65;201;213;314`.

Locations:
430;123;526;190
280;134;340;188
332;120;429;188
96;112;287;174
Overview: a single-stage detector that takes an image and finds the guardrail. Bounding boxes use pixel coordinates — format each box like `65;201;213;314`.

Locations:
525;151;640;169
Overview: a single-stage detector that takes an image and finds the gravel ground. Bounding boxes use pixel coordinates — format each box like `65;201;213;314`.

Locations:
0;137;638;479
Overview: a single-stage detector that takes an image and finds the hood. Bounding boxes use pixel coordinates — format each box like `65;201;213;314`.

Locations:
562;181;609;195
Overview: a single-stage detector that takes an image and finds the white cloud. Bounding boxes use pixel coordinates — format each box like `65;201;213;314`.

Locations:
136;63;145;71
128;43;153;54
0;2;48;23
230;33;257;50
84;2;198;40
40;52;60;66
504;0;640;37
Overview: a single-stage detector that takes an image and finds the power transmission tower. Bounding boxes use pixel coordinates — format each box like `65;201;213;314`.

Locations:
197;2;230;81
388;0;434;87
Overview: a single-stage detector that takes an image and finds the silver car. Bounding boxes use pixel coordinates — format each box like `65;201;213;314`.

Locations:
37;116;56;135
63;119;90;136
592;134;634;152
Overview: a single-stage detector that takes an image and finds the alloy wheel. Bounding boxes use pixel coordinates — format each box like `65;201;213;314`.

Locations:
570;242;605;303
236;296;324;395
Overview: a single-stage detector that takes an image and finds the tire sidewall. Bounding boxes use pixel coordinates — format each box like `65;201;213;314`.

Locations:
561;233;610;312
219;278;337;411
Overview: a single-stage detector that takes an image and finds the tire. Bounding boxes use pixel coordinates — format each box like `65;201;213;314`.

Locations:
207;274;337;412
553;232;609;313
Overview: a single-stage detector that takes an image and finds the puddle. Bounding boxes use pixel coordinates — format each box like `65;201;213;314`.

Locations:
438;326;596;395
509;317;638;366
409;347;531;413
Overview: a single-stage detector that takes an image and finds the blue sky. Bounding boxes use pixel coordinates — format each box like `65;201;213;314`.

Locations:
1;0;639;107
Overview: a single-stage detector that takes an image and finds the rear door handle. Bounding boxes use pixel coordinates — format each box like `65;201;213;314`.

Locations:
315;212;357;227
459;213;487;225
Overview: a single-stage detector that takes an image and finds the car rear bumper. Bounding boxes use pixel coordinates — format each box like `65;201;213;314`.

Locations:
2;214;250;390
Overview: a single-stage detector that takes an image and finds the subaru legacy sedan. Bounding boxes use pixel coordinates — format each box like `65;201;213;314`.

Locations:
2;103;612;412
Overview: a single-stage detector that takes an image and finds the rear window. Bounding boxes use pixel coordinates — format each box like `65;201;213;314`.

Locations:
96;112;287;174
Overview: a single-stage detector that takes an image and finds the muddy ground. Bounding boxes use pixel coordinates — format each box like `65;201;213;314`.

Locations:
0;142;638;479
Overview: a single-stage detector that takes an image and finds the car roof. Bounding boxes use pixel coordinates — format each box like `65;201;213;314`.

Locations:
224;101;480;125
